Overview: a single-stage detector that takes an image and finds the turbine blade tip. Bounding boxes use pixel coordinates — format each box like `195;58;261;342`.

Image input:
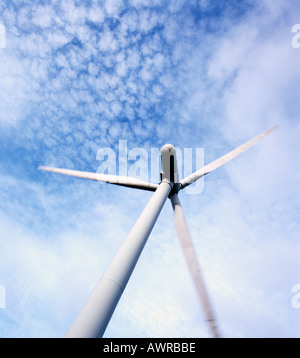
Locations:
38;166;50;171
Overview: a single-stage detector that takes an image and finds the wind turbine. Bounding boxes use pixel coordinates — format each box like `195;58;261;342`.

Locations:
39;125;277;338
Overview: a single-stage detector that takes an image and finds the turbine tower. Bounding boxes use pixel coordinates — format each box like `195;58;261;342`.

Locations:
39;126;277;338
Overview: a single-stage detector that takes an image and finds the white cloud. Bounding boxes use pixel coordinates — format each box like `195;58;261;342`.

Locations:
120;9;139;33
98;28;117;52
32;5;53;28
87;6;105;24
61;0;87;26
105;0;124;18
115;60;128;77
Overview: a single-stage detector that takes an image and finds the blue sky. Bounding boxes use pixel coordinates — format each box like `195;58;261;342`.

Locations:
0;0;299;338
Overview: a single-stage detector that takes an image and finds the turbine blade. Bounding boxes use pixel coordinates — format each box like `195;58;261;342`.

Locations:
38;166;159;192
180;125;278;189
170;193;220;338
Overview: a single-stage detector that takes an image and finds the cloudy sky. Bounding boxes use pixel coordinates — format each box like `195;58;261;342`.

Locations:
0;0;299;338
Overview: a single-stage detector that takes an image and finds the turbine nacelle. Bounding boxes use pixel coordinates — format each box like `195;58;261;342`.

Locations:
160;144;180;188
